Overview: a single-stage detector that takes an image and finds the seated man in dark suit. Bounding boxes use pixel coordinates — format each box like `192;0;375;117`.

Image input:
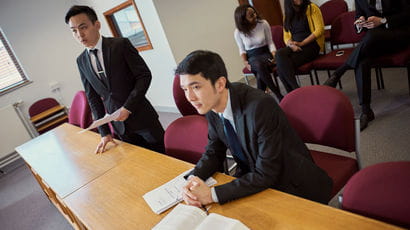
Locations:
177;50;332;206
324;0;410;130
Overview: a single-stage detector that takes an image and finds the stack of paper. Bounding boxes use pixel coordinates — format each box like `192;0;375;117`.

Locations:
143;169;217;214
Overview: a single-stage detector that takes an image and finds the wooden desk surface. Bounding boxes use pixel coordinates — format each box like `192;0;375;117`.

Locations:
64;144;402;230
15;123;133;198
18;124;403;230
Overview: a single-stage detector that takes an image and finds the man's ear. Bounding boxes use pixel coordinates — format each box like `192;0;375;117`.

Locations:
215;77;227;92
95;20;101;30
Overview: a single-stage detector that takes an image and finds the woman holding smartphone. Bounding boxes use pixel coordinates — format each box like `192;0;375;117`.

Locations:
234;4;283;100
275;0;324;93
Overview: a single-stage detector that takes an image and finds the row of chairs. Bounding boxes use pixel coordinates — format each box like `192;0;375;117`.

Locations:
243;10;410;95
170;84;410;228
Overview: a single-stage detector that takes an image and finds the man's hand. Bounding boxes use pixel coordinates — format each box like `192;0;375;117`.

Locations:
363;16;384;29
115;107;131;122
182;176;213;207
244;61;251;71
95;134;117;154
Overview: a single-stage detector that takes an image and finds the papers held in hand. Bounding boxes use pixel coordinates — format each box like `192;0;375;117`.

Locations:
152;203;250;230
78;109;121;133
143;169;216;214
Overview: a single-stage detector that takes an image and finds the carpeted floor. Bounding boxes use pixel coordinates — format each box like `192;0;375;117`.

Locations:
0;67;409;229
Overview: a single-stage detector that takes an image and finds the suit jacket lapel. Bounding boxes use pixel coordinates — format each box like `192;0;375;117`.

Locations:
81;50;109;92
102;37;111;90
229;85;249;158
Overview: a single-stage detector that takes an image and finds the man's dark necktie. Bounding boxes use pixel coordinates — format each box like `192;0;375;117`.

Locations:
221;115;247;165
90;49;108;86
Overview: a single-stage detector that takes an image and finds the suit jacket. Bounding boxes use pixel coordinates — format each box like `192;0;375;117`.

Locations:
355;0;410;29
191;83;333;204
76;37;159;137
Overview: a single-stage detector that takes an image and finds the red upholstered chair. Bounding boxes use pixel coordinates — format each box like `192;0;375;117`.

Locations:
280;85;361;199
28;97;68;134
312;11;365;85
28;98;60;117
320;0;348;42
68;91;93;129
164;115;208;164
342;161;410;228
173;75;199;116
371;47;410;95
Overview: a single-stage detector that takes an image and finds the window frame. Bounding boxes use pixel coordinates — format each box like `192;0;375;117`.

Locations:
103;0;153;52
0;28;31;96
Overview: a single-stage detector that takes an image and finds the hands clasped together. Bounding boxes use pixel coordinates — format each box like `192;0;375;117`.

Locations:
182;176;214;208
355;16;385;30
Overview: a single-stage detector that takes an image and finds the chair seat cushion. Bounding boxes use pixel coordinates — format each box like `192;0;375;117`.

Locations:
342;162;410;228
372;48;410;67
313;48;355;69
310;150;358;197
297;62;313;73
242;67;252;74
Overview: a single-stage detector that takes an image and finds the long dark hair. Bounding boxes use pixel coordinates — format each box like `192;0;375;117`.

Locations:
283;0;311;32
234;4;262;36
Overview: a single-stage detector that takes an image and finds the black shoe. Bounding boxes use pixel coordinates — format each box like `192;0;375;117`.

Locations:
324;74;340;88
360;109;375;131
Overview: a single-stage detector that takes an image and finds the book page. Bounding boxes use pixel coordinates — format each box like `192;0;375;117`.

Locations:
152;204;207;230
143;169;217;214
195;213;250;230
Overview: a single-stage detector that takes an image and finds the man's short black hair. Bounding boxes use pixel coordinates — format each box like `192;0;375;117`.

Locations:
65;5;98;24
175;50;230;88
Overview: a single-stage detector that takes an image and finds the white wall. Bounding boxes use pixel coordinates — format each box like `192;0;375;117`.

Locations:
153;0;243;82
85;0;177;111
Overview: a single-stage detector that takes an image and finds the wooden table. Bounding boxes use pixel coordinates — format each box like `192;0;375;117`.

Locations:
16;124;403;230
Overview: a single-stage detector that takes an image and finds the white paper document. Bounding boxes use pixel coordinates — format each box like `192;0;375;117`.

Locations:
78;109;121;133
143;169;217;214
152;203;250;230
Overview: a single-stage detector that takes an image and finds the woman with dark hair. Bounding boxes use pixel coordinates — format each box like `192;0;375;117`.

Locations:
234;4;283;100
275;0;324;93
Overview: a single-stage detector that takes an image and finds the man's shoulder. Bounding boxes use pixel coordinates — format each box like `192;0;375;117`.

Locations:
76;49;88;64
230;82;276;110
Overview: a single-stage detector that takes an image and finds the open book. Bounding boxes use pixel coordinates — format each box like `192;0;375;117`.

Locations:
143;169;216;214
152;203;250;230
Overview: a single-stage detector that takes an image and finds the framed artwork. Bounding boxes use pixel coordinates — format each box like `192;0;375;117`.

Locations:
104;0;153;51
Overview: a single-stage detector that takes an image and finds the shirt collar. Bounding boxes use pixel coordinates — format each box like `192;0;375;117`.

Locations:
87;36;103;53
220;90;234;122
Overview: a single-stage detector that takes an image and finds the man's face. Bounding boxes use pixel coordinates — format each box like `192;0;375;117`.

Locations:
180;73;226;114
69;13;100;48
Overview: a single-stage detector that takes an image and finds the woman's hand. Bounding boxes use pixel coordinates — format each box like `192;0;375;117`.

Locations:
244;61;251;71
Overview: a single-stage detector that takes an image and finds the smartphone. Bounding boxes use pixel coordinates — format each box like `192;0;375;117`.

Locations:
336;50;345;57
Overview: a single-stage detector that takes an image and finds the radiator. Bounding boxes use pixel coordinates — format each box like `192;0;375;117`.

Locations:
0;102;34;168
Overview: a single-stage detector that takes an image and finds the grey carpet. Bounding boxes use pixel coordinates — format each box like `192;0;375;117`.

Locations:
0;67;408;229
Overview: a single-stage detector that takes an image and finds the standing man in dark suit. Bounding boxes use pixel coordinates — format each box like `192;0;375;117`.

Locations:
324;0;410;130
65;5;164;154
177;50;332;206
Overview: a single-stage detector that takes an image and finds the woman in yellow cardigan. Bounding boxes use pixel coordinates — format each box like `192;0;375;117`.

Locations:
275;0;324;93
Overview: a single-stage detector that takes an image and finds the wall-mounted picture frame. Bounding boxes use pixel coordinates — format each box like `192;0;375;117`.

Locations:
104;0;153;52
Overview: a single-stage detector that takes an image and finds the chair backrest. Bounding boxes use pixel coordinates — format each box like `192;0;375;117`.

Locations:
330;11;365;46
173;74;199;116
279;85;355;152
342;161;410;228
271;25;286;50
68;91;93;129
28;98;60;117
320;0;348;26
164;115;208;164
